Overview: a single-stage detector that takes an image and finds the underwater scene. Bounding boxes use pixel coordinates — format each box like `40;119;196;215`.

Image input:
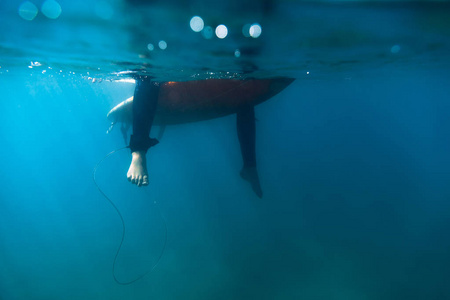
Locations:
1;0;450;299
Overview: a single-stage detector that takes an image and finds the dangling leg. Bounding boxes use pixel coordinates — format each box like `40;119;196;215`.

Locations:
127;78;160;187
237;106;263;198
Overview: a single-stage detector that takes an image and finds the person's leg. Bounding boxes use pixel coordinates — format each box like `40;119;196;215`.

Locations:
237;106;263;198
127;78;159;187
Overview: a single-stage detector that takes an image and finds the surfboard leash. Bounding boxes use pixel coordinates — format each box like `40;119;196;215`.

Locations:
92;146;167;285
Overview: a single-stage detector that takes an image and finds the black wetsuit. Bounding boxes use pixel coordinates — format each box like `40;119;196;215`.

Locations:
237;106;257;169
129;78;160;153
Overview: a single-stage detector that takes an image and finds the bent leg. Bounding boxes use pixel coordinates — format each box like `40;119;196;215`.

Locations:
237;106;263;198
127;78;160;187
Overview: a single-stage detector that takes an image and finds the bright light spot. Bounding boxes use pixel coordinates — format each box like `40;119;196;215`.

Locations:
31;61;42;67
307;71;309;75
215;25;228;39
190;16;204;32
202;26;213;39
147;43;154;51
158;40;167;50
391;45;401;54
94;1;114;20
249;23;262;38
115;78;136;84
234;49;241;58
18;1;38;21
242;24;251;37
41;0;61;19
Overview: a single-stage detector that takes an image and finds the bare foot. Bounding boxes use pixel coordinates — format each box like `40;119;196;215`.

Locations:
127;151;149;187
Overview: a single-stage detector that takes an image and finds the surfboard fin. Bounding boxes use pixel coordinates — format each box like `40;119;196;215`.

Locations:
106;121;116;134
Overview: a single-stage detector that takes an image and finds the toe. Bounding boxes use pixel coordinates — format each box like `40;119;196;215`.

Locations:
142;176;149;186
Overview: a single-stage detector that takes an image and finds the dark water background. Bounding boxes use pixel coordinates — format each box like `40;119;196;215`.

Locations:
1;0;450;299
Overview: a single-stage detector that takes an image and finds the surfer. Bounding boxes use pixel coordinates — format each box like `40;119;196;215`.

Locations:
108;76;294;198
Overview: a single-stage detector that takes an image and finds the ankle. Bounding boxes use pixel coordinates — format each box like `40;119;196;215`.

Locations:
131;150;146;161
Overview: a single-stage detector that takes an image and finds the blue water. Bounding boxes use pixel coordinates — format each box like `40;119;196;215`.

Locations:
1;0;450;299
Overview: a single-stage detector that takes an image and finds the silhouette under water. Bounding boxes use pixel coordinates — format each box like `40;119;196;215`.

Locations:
107;77;294;197
1;0;450;299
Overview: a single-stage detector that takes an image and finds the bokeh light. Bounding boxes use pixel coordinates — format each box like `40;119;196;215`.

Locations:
41;0;62;19
18;1;38;21
234;49;241;58
391;45;401;54
215;25;228;39
249;23;262;38
147;43;154;51
158;40;167;50
190;16;204;32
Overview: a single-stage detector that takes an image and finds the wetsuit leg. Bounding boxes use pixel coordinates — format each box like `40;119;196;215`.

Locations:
237;106;263;198
237;106;257;168
129;78;159;152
